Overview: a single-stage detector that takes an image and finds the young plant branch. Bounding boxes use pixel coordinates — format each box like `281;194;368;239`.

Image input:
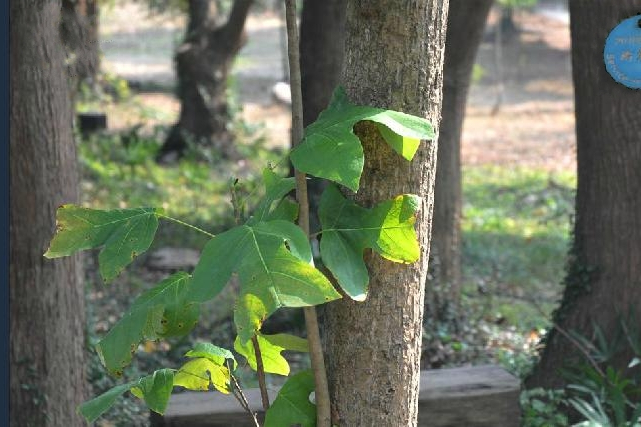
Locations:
284;1;332;426
228;361;260;427
252;335;271;411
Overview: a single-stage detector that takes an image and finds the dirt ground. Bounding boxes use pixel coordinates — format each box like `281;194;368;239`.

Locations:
100;3;576;173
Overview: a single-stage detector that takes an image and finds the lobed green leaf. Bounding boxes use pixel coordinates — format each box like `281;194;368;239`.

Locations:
78;369;174;423
96;272;199;376
319;184;420;300
264;370;316;427
45;205;162;282
129;369;174;414
290;86;434;191
191;220;341;342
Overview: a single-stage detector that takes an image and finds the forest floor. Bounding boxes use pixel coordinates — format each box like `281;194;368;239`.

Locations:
82;4;577;425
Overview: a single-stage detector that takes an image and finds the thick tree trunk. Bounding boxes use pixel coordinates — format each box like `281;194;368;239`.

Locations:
424;0;493;366
159;0;253;160
61;0;100;88
527;0;641;391
300;0;347;232
10;0;87;425
322;1;449;425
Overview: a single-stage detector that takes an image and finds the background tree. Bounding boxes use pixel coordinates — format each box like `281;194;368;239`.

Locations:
498;0;536;34
61;0;100;91
300;0;346;128
159;0;253;160
10;0;87;425
424;0;493;365
322;0;449;425
527;0;641;390
300;0;346;230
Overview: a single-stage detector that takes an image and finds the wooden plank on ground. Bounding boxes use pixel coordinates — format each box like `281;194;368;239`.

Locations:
150;365;521;427
418;364;521;426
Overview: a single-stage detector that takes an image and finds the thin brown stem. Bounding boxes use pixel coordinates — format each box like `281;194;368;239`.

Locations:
228;361;260;427
284;1;332;426
252;335;270;410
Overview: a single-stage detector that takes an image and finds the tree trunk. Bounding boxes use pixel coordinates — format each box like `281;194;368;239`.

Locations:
159;0;253;160
499;6;518;35
300;0;347;232
61;0;100;89
527;0;641;391
322;1;449;425
10;0;87;425
423;0;493;367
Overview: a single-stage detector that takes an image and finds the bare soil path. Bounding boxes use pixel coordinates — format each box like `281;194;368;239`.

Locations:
100;4;576;170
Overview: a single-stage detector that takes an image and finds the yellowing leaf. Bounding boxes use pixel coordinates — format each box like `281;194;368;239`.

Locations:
184;342;237;370
173;358;231;393
319;184;420;300
234;333;308;376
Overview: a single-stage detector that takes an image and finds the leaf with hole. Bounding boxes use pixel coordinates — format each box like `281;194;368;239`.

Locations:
234;333;308;376
319;184;420;300
95;272;199;376
45;205;161;282
191;220;340;343
290;86;434;191
264;369;316;427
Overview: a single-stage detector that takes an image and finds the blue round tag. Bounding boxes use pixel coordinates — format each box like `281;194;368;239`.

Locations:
604;15;641;89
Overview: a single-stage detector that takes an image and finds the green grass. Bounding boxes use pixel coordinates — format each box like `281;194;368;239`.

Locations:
79;125;288;248
461;166;576;332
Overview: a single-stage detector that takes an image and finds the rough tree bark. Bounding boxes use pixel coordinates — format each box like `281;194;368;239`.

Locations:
322;1;449;425
159;0;253;160
10;0;87;425
424;0;493;366
300;0;347;231
527;0;641;390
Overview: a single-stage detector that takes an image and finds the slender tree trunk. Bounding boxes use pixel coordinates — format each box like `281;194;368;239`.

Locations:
527;0;641;391
424;0;493;366
323;1;449;425
300;0;347;232
10;0;87;425
499;6;518;34
159;0;253;160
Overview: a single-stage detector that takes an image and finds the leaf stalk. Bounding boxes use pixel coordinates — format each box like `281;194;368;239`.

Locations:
157;213;215;238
